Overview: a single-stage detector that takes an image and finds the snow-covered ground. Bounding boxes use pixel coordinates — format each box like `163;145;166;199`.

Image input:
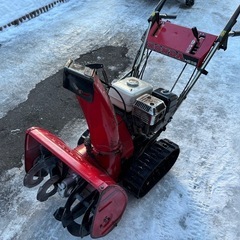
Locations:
0;0;56;26
0;0;240;240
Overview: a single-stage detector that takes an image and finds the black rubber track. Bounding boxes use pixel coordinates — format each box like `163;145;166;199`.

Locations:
122;139;180;198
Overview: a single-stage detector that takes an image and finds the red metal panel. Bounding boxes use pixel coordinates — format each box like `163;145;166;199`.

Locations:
146;21;217;67
91;185;128;238
25;127;116;191
117;115;134;159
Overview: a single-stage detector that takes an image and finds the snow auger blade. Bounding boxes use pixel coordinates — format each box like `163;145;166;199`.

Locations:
24;127;128;238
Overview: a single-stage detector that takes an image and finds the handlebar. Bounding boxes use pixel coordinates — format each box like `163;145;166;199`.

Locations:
159;14;177;19
155;0;168;12
229;30;240;37
217;5;240;50
148;0;177;23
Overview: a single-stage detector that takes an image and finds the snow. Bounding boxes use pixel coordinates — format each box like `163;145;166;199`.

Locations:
0;0;55;26
0;0;240;240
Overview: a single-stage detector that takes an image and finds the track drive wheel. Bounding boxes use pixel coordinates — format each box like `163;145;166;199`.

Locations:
122;139;180;198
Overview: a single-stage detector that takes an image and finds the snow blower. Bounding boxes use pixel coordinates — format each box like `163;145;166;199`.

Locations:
23;0;240;238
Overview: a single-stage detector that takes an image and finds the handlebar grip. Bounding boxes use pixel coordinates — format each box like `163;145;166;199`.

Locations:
148;13;177;23
218;5;240;47
230;30;240;36
159;14;177;19
149;0;174;23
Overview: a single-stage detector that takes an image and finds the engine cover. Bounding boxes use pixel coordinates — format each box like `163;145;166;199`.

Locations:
132;93;166;126
109;77;153;112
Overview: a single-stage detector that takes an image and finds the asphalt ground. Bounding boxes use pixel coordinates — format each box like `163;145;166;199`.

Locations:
0;45;131;175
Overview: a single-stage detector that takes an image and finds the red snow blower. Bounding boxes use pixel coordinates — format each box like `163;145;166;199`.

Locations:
23;0;240;238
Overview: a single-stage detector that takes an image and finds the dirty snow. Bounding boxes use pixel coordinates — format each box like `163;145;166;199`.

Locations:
0;0;240;240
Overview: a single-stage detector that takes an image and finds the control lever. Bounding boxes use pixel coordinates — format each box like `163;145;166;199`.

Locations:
192;27;199;42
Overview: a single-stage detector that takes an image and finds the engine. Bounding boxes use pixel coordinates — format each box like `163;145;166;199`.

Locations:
109;77;178;136
132;93;166;135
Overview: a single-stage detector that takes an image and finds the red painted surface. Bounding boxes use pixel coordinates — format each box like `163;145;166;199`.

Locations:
91;185;128;238
76;74;133;180
24;62;133;238
25;127;128;238
77;75;120;153
147;21;217;68
25;127;115;190
116;114;134;160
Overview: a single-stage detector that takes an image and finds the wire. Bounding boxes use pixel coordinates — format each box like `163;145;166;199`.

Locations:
108;85;128;120
170;63;187;92
139;49;152;79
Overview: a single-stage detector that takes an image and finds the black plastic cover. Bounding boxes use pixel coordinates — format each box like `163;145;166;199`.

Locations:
152;88;178;112
63;61;94;102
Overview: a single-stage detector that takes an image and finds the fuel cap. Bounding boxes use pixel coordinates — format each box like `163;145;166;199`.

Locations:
127;78;139;87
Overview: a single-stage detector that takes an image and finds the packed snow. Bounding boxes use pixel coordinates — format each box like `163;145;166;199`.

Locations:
0;0;240;240
0;0;56;26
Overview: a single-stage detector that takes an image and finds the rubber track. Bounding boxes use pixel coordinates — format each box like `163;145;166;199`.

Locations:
122;139;179;198
0;0;68;32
